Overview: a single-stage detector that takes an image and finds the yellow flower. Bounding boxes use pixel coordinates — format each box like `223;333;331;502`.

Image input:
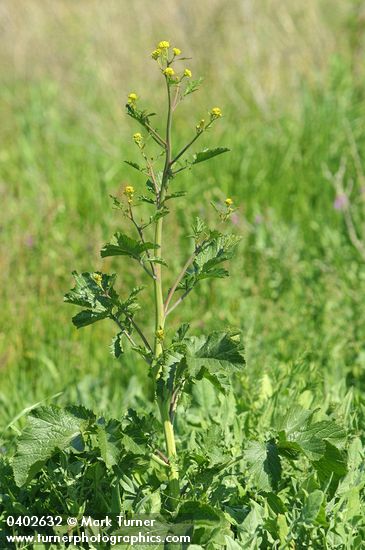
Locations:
133;132;143;145
183;68;192;78
210;107;222;118
128;92;138;106
158;41;170;49
124;185;135;195
92;273;103;286
156;328;165;340
151;49;161;60
225;198;233;207
173;47;181;56
163;67;175;77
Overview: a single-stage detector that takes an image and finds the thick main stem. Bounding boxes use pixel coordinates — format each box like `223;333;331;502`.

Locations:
153;78;179;510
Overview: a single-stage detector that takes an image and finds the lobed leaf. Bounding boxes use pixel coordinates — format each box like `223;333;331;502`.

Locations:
180;233;241;292
184;331;245;393
245;440;282;492
101;232;158;260
12;406;95;486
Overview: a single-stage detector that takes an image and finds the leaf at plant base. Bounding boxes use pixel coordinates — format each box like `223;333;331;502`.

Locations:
96;420;121;469
110;332;124;358
192;147;230;165
286;419;347;461
12;405;95;486
122;434;147;456
225;536;246;549
313;441;348;482
175;500;228;527
276;405;315;434
101;232;158;260
184;331;245;393
300;490;324;525
245;440;282;492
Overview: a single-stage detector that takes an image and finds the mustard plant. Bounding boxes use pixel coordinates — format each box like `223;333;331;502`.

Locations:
64;41;242;510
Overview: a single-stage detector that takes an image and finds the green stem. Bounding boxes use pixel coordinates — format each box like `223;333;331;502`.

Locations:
153;77;180;510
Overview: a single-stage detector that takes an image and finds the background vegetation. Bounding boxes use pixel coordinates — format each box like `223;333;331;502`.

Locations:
1;1;365;544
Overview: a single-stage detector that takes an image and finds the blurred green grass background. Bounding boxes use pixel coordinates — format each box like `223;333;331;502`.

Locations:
1;0;365;437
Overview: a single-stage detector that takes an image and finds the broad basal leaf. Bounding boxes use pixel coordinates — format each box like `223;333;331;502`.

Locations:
245;440;282;492
300;490;324;525
13;405;95;486
101;232;158;260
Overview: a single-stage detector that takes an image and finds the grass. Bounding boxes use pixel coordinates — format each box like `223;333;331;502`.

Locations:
1;0;365;457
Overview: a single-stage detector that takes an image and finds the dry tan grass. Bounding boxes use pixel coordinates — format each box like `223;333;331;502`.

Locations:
0;0;352;114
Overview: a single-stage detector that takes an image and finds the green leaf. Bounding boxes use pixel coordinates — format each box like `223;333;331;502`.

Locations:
183;77;203;96
175;500;226;526
288;420;347;461
300;490;324;525
184;331;245;393
277;405;315;434
110;332;124;358
165;190;187;201
173;323;190;343
101;232;158;260
122;434;147;456
245;440;282;492
65;271;138;334
143;207;169;228
192;147;230;165
96;420;121;469
12;406;95;486
72;309;109;328
180;233;241;291
313;441;348;481
124;160;145;173
64;271;118;310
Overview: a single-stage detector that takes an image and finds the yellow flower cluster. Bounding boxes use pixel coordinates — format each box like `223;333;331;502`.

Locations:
124;185;135;204
92;273;103;286
210;107;222;118
163;67;175;77
151;42;182;61
225;198;233;207
127;92;138;107
124;185;135;196
151;49;161;60
133;132;143;146
183;68;192;78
